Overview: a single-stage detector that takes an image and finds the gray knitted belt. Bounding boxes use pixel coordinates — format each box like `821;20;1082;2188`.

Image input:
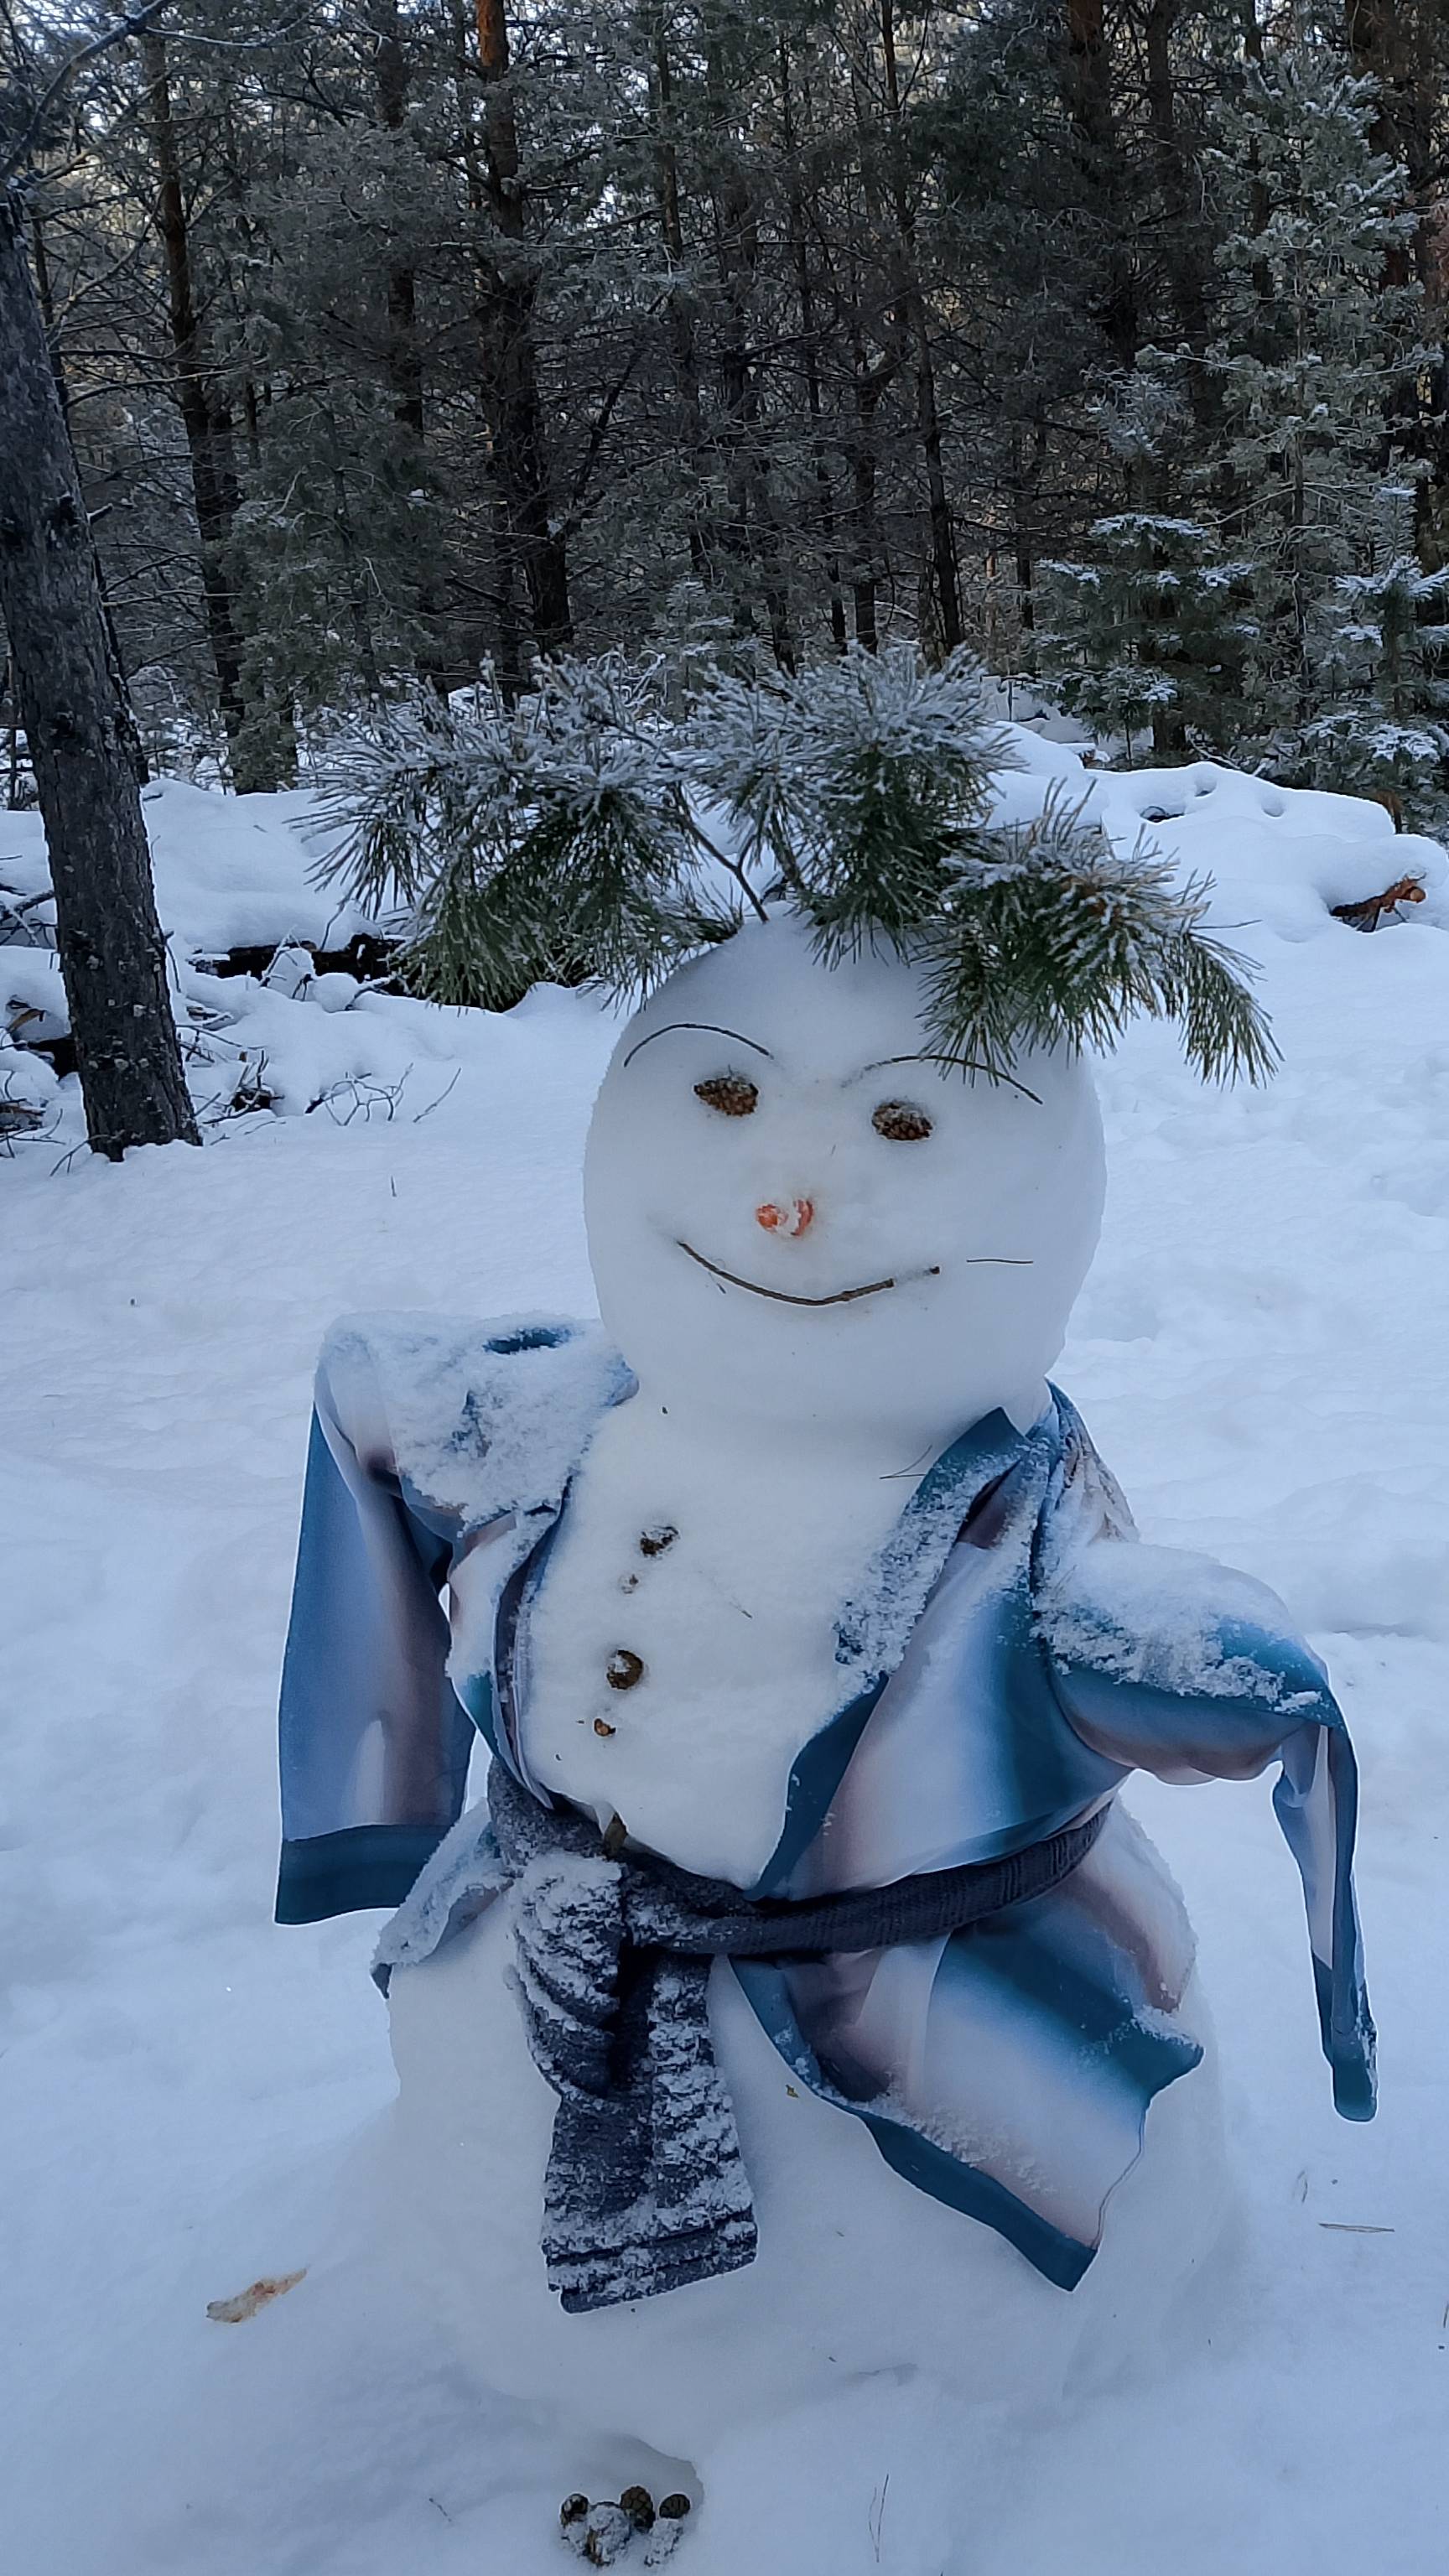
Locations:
487;1757;1107;2315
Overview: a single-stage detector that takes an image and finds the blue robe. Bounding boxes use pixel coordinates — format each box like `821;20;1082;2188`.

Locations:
277;1313;1374;2293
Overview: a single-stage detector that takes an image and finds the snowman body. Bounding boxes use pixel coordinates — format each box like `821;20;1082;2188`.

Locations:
385;1841;1222;2460
517;1399;913;1884
377;920;1230;2458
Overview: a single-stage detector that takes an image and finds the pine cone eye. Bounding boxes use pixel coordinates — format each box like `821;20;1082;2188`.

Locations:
872;1099;933;1142
694;1072;759;1117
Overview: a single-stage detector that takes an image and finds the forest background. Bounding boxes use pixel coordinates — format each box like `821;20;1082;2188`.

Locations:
6;0;1449;828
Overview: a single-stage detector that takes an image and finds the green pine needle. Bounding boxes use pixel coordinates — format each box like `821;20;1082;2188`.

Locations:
916;791;1276;1083
310;649;1275;1083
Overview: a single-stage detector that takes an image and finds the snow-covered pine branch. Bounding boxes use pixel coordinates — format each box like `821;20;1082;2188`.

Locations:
313;645;1273;1084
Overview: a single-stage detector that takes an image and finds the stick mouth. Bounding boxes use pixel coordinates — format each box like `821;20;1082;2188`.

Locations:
676;1239;941;1307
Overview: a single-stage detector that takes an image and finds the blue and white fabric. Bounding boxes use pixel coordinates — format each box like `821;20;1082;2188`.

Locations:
277;1314;1375;2295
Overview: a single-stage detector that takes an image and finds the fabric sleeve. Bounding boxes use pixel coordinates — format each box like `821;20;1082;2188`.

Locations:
274;1334;477;1924
1041;1537;1376;2121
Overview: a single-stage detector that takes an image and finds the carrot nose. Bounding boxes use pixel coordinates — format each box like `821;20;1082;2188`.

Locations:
756;1197;814;1239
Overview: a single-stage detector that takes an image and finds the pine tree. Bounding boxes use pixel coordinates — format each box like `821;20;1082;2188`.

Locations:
1205;24;1440;802
1295;479;1449;819
1038;368;1255;760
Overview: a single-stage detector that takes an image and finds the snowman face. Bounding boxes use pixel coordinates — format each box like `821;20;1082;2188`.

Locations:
584;917;1104;1449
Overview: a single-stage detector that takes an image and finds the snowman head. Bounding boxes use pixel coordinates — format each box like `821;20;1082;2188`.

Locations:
584;916;1104;1452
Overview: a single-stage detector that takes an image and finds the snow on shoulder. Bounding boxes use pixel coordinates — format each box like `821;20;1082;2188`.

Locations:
317;1309;631;1534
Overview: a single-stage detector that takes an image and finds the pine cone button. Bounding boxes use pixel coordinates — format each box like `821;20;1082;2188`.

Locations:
639;1524;678;1557
606;1649;645;1690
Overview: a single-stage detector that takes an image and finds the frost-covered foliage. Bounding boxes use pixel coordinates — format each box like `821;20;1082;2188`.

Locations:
315;644;1274;1081
683;646;1010;952
1207;43;1436;797
924;787;1273;1082
313;657;721;1010
1040;500;1255;763
1291;482;1449;820
1037;29;1449;823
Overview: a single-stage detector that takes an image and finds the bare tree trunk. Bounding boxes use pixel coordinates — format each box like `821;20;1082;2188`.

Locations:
1062;0;1137;370
138;28;272;790
779;37;848;652
704;26;795;667
371;0;451;691
447;0;524;688
29;206;148;783
0;190;197;1157
841;58;908;656
877;0;962;653
1009;420;1046;670
651;20;715;592
1143;0;1209;359
847;302;890;653
372;4;426;444
474;0;573;655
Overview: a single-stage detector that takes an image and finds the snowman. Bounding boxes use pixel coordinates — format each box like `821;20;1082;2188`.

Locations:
276;914;1373;2569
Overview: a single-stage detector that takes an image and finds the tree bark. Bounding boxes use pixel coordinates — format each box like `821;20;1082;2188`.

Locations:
704;23;795;667
0;190;197;1157
370;0;450;691
474;0;574;655
1143;0;1210;360
652;18;726;601
29;205;148;784
138;28;269;790
372;3;426;443
878;0;963;653
778;38;848;652
1062;0;1138;370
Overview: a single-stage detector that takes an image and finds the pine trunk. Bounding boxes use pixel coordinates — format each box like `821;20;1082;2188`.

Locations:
474;0;574;656
779;39;847;652
0;190;198;1159
705;33;795;667
371;0;450;692
652;20;724;603
878;0;962;655
138;29;273;792
1062;0;1138;370
28;208;148;785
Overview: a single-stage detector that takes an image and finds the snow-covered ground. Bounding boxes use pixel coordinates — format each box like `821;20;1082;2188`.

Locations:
3;735;1447;2572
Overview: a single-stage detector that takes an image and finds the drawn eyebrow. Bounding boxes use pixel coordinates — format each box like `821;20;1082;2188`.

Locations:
851;1052;1043;1106
622;1021;775;1070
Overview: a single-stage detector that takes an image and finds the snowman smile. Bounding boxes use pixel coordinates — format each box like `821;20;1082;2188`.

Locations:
676;1239;942;1306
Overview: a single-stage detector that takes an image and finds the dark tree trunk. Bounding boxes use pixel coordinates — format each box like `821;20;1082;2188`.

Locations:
1062;0;1138;370
29;207;148;784
652;19;723;600
0;191;198;1158
1344;1;1434;293
138;29;271;791
474;0;574;655
779;39;847;652
371;0;449;690
878;0;962;653
848;330;886;653
1143;1;1210;361
705;31;795;667
373;3;426;444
